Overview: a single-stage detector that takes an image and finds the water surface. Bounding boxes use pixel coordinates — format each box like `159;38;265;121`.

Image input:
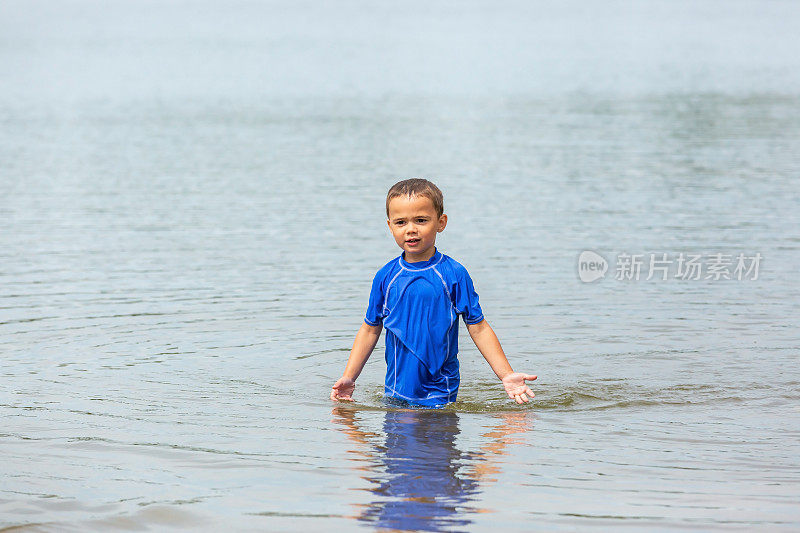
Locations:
2;0;799;530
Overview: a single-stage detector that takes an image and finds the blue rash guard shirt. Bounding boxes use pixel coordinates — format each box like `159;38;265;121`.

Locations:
364;248;485;407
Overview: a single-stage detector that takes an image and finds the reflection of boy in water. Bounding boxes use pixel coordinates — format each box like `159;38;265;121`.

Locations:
331;179;537;407
332;405;531;530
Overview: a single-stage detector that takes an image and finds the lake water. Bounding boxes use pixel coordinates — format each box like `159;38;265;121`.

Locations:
2;0;799;530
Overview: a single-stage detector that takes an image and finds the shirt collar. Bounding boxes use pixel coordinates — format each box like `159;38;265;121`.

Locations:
400;247;442;270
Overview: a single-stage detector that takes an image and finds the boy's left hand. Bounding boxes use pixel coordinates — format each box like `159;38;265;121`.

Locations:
502;373;537;404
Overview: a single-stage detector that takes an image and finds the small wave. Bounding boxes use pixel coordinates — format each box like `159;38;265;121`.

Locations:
343;381;749;413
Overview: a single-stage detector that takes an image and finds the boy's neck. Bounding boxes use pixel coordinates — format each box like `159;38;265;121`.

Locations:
403;247;438;263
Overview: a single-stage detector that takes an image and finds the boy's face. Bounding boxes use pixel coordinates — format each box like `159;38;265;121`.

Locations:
386;194;447;262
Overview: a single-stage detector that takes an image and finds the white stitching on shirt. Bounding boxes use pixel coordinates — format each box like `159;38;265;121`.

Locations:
431;266;452;300
383;267;404;315
399;253;443;271
385;385;451;401
432;265;457;387
465;314;484;324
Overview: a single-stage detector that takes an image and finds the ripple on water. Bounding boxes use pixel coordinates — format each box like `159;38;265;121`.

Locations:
344;380;755;414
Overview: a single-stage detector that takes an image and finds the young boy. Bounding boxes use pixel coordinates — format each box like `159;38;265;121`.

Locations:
331;179;536;408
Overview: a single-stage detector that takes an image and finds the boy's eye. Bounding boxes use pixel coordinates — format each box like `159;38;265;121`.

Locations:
393;218;428;225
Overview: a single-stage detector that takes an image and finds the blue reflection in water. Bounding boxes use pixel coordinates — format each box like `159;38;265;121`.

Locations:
332;404;531;532
365;408;478;530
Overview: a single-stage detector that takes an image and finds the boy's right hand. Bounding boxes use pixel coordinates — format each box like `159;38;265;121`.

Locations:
331;377;356;401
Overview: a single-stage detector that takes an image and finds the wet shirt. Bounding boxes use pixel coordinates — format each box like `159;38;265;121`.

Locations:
364;248;484;407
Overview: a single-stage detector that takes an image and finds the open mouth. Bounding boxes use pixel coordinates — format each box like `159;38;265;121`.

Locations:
406;238;420;245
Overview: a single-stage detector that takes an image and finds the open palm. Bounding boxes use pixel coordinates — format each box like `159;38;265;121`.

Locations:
502;372;537;404
331;377;356;401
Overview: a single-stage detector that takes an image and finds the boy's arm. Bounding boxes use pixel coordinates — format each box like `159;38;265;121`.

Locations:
331;321;383;401
466;319;537;404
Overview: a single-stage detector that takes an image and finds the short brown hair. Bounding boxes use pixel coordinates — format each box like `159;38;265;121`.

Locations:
385;178;444;218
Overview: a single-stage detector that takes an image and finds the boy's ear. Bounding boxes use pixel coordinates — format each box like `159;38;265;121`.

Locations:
437;214;448;232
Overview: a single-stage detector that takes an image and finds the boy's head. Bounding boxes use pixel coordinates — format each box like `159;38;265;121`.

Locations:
385;178;444;219
385;178;448;262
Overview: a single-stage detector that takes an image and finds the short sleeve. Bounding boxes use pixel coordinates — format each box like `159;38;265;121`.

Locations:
454;267;484;325
364;270;385;326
